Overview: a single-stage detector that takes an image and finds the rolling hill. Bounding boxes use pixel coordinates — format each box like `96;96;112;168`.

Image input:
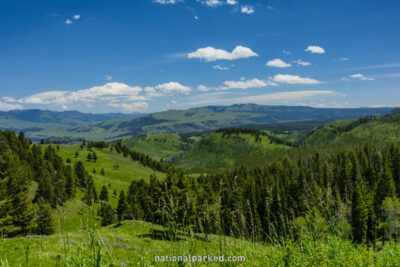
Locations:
97;104;392;136
174;130;291;173
0;105;391;142
299;111;400;147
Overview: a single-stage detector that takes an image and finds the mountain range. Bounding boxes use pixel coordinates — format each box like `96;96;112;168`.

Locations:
0;104;392;142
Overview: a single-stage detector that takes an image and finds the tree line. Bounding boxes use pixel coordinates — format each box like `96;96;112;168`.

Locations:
121;141;400;245
0;130;77;237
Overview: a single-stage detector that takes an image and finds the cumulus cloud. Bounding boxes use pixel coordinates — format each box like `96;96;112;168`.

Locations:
305;45;325;54
226;0;237;5
213;65;229;70
272;74;321;84
266;59;292;68
219;78;270;90
188;46;258;62
105;74;112;80
295;59;311;66
197;0;223;7
0;102;23;111
73;14;80;20
241;5;254;14
144;86;163;97
283;50;291;55
7;82;192;111
155;0;183;4
348;74;374;81
197;85;213;91
107;102;148;112
65;19;73;25
155;82;191;93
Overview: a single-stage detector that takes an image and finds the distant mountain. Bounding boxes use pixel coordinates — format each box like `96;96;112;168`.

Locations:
0;104;393;142
0;109;140;126
0;109;143;142
98;104;392;136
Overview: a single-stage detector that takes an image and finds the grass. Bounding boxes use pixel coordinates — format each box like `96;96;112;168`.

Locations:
174;133;291;173
1;217;400;266
122;134;193;161
57;145;165;207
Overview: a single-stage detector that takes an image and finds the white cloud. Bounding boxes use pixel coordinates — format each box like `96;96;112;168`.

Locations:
213;64;229;70
65;19;73;25
283;50;291;55
21;91;70;104
349;73;374;81
241;5;254;14
61;105;68;110
266;59;292;68
220;78;268;90
197;85;213;91
188;46;258;62
105;74;112;80
107;102;148;112
305;45;325;54
266;5;274;10
198;0;223;7
338;57;349;61
295;59;311;66
73;14;80;20
155;82;191;93
226;0;237;5
144;86;163;97
155;0;183;4
2;97;16;102
16;83;145;106
194;15;199;20
0;102;22;111
272;74;321;84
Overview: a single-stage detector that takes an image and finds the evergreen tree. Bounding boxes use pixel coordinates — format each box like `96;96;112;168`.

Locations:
100;185;109;202
87;153;92;162
36;198;54;235
99;201;114;226
351;178;368;243
116;190;128;224
92;152;98;162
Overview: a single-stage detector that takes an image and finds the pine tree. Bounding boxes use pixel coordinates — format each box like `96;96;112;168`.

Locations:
92;152;98;162
100;185;109;202
99;201;114;226
116;190;128;224
74;161;86;187
74;151;79;158
351;178;368;243
87;153;92;162
36;198;54;235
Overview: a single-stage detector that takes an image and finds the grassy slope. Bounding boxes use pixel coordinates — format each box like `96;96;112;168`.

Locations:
174;132;291;173
122;133;194;161
1;219;400;266
57;145;165;204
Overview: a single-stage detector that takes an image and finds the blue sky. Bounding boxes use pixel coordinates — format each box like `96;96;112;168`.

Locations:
1;0;400;113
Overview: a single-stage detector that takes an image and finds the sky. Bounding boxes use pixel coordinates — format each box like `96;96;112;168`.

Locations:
1;0;400;113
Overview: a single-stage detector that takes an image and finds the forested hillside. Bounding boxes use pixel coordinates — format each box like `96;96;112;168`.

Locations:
299;112;400;147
